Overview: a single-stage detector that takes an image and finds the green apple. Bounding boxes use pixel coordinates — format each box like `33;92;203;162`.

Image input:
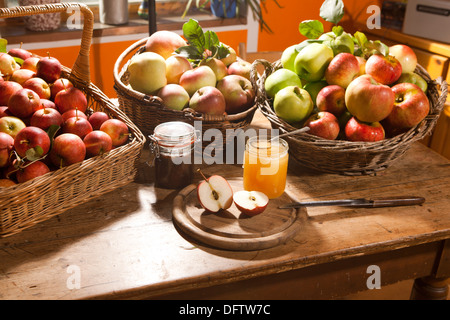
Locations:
128;52;167;95
303;80;328;106
273;86;314;124
294;43;334;82
319;31;355;55
396;72;428;93
280;44;299;72
264;68;302;98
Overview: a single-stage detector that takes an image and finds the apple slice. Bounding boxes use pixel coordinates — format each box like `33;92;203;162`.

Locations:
197;171;233;213
233;190;269;216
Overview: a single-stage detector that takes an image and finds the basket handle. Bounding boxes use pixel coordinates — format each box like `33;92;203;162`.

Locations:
113;37;148;84
0;2;94;84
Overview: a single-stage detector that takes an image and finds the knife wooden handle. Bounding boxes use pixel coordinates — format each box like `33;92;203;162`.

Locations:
371;196;425;207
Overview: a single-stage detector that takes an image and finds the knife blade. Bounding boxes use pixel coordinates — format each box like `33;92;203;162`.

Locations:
278;196;425;209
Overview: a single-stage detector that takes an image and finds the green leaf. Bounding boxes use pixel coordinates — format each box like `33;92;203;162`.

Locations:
294;39;325;53
353;31;389;58
204;31;220;51
332;25;344;37
182;19;205;51
25;146;44;162
13;57;24;66
0;38;7;53
299;20;324;39
320;0;345;25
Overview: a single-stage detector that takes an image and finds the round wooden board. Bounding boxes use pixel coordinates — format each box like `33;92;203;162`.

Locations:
172;179;305;251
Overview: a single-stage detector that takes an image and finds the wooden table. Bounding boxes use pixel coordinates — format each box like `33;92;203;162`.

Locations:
1;111;450;300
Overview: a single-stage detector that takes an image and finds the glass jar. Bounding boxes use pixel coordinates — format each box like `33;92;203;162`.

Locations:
149;122;198;189
243;136;289;199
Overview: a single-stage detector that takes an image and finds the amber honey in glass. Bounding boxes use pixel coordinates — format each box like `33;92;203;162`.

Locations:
243;136;289;199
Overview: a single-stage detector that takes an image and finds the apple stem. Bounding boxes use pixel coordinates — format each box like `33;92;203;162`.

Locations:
197;168;208;182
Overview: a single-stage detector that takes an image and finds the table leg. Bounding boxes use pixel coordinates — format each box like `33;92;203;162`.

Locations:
410;276;449;300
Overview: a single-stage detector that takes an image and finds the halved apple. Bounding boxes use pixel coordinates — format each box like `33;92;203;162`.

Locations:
233;190;269;216
197;175;233;213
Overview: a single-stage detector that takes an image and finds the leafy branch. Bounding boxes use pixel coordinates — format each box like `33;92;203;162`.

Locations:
175;19;230;67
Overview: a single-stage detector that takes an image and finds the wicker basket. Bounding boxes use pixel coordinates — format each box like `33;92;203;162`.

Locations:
113;37;257;149
253;59;448;175
0;3;146;237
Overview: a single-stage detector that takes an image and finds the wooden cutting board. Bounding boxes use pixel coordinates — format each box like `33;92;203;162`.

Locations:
172;178;306;251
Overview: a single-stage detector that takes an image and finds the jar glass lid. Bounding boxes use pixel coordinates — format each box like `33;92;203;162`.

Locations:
153;121;196;147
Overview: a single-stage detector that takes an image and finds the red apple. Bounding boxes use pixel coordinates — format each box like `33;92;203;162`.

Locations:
227;60;252;81
8;46;32;61
382;83;430;134
165;55;193;84
179;65;217;96
50;78;73;100
62;116;93;139
0;132;14;168
345;117;385;142
14;126;51;158
157;84;190;111
40;99;56;110
83;130;113;157
0;106;12;117
36;55;62;83
345;75;395;123
365;54;402;85
10;69;35;85
0;178;16;188
16;160;50;183
355;56;366;76
61;109;87;123
316;85;347;117
30;107;64;131
188;86;226;115
22;77;51;100
325;53;360;88
233;190;269;216
304;111;340;140
55;87;87;114
21;57;40;72
100;119;129;147
0;116;27;138
197;174;233;213
0;81;23;106
49;133;86;168
7;88;42;119
200;58;228;81
145;30;187;60
88;111;110;130
216;75;255;114
389;44;417;74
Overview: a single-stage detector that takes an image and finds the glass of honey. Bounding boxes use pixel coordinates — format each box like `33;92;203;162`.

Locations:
243;136;289;199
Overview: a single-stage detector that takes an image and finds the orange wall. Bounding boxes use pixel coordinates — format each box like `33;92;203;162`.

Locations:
28;0;381;98
257;0;382;52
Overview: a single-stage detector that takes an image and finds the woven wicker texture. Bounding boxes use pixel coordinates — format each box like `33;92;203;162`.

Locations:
253;59;448;175
113;37;257;149
0;3;145;237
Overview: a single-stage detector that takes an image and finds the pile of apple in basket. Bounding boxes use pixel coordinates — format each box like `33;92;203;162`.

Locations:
126;19;255;116
0;40;130;187
265;9;430;142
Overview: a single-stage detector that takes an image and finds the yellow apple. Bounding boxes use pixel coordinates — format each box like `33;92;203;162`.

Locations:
128;52;167;95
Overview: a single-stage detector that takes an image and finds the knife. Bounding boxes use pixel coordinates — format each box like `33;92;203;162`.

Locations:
278;196;425;209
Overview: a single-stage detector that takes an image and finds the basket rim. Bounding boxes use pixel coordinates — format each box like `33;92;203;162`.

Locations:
253;59;448;152
113;37;258;123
